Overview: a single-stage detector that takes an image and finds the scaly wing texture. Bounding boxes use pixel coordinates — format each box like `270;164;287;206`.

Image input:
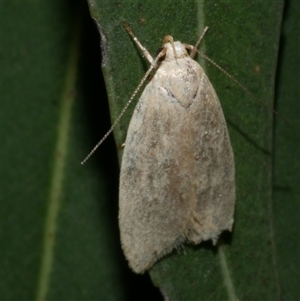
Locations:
119;57;235;273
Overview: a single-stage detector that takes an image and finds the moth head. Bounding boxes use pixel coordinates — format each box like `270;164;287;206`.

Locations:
162;36;188;61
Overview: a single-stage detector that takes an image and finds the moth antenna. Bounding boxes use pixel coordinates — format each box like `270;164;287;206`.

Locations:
123;20;156;66
186;27;290;124
81;49;165;165
198;49;287;121
189;26;209;59
191;45;291;124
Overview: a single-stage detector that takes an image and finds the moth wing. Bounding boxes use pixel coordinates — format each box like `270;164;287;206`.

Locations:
119;64;235;273
189;74;235;244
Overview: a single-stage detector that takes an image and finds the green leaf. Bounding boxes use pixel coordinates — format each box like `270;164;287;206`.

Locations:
88;0;299;300
2;0;299;300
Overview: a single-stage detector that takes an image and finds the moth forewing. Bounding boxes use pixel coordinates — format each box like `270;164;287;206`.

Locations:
119;29;235;274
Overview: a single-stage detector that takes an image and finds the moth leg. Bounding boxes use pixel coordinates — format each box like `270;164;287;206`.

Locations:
123;21;156;67
185;26;209;59
118;143;125;150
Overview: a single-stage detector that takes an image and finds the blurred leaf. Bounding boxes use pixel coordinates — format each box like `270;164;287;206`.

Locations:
2;0;299;300
2;1;158;300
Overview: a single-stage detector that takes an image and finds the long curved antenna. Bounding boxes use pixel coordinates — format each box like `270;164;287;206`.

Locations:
81;50;165;165
189;26;209;59
186;44;290;123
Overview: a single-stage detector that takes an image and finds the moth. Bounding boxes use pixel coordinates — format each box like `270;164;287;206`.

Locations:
118;22;235;273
